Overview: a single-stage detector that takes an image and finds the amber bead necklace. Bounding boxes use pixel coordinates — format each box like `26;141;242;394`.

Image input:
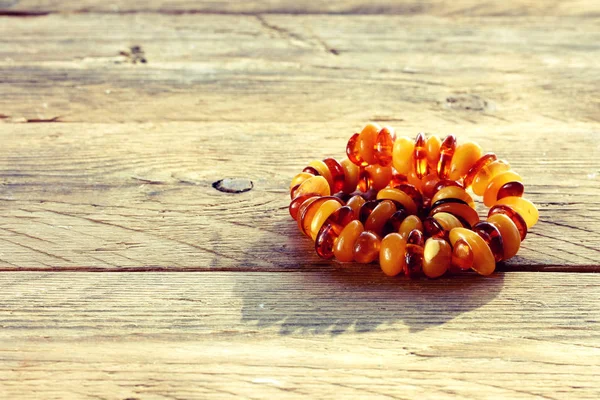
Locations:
289;123;539;278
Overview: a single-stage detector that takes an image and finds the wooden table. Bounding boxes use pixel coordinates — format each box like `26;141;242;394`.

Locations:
1;1;599;398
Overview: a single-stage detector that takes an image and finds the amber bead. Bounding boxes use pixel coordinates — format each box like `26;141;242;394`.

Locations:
308;160;334;189
346;195;366;219
353;231;382;263
290;172;314;191
357;168;370;192
365;200;397;236
379;233;407;277
452;239;474;270
377;188;418;215
394;183;423;210
290;183;301;199
405;244;424;278
407;229;425;247
431;186;475;209
340;158;360;193
495;196;538;228
472;159;510;196
432;212;463;232
358;123;380;165
497;181;524;200
346;133;366;166
298;196;342;237
426;135;442;170
359;200;380;223
389;171;408;187
310;199;343;240
449;228;495;276
289;193;317;220
406;170;424;191
392;137;414;175
334;220;364;262
483;171;521;207
423;217;445;238
449;141;483;181
464;153;497;189
315;206;355;259
323;158;345;194
430;202;479;228
399;215;423;240
375;127;396;166
295;175;331;198
487;213;521;260
473;221;504;262
488;204;528;241
302;166;320;176
421;174;441;199
413;132;429;179
361;188;379;201
382;209;409;236
423;238;451;278
437;135;456;179
365;164;393;191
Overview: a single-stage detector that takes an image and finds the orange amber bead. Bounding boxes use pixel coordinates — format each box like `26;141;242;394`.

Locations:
423;238;451;278
487;213;521;260
392;137;414;175
399;215;423;240
359;200;380;223
394;183;423;210
346;195;366;219
472;159;510;196
488;204;528;241
430;202;480;228
421;173;441;199
437;135;456;179
483;171;522;207
298;196;343;237
432;212;463;231
413;132;429;179
358;123;380;165
295;175;331;198
289;193;317;220
405;242;424;278
389;171;408;187
449;141;483;181
315;206;355;259
334;220;364;262
431;186;475;209
451;239;474;270
365;164;393;191
379;233;407;276
449;228;495;276
382;209;409;236
310;199;343;240
464;153;497;189
497;181;524;200
375;127;396;166
495;196;538;228
308;160;334;189
377;188;418;215
346;133;366;166
340;158;360;193
423;217;445;238
323;158;345;194
365;200;397;236
353;231;382;263
426;135;442;170
290;172;314;191
473;221;504;262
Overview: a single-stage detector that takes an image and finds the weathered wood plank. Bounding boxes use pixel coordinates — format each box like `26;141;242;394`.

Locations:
0;122;598;270
0;14;599;123
2;0;598;16
0;272;598;399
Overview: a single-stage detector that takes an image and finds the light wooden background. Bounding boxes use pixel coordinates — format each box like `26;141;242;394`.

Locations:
1;1;599;398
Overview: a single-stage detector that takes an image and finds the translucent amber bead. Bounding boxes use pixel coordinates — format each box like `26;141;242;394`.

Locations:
302;166;319;176
290;183;301;199
423;238;451;278
295;175;331;198
430;202;480;228
377;188;418;215
357;168;370;192
346;195;366;219
449;228;495;276
413;132;429;178
389;171;408;187
426;135;441;170
421;173;441;199
405;243;424;278
298;196;342;236
451;239;474;270
358;123;380;165
432;212;463;232
382;209;408;236
365;200;397;236
340;158;360;193
346;133;366;166
289;193;317;220
376;127;396;166
399;215;423;240
407;229;425;247
394;183;423;210
449;141;483;181
464;153;497;189
406;170;424;191
323;158;345;194
472;159;510;196
497;181;524;200
359;200;380;223
365;164;393;191
310;199;343;240
290;172;314;191
423;217;445;238
483;171;522;207
334;220;364;262
473;221;504;262
431;186;475;209
437;135;456;179
487;213;521;260
392;137;414;175
488;204;528;241
315;206;355;259
308;160;334;189
495;196;538;228
379;233;407;276
353;231;382;263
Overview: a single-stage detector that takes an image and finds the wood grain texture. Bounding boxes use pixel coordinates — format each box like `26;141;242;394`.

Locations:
0;272;599;399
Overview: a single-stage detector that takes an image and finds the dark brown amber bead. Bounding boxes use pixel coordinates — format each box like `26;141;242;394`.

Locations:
463;153;497;189
315;206;356;259
333;191;351;203
423;217;445;239
359;200;380;223
407;229;425;247
346;133;367;167
361;188;379;201
289;193;317;220
302;166;320;176
382;208;409;236
375;127;396;167
430;197;469;210
353;230;382;263
497;181;525;200
365;200;397;236
389;171;408;187
433;179;463;195
405;244;424;278
488;204;528;241
437;135;456;179
430;202;480;228
323;158;345;194
413;132;429;179
473;221;504;262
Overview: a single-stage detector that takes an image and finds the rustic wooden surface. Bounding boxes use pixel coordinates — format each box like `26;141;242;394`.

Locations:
1;0;599;398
